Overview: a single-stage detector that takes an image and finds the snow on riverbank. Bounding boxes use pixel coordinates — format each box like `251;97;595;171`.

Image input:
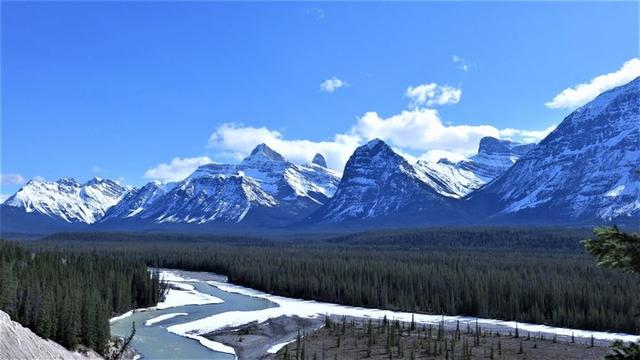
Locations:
109;270;223;323
157;284;223;309
167;280;640;349
159;271;202;283
145;313;188;326
267;339;296;354
109;310;135;324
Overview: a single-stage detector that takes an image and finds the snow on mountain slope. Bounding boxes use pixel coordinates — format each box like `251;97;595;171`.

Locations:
236;144;340;203
469;76;640;223
101;180;173;219
5;78;636;231
3;177;129;224
305;139;460;226
102;145;340;225
143;172;276;224
414;137;535;198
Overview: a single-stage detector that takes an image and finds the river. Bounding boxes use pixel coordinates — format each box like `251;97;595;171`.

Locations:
110;269;276;359
111;268;640;360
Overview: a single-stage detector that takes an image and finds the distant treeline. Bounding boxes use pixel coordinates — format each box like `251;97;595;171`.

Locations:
28;228;640;334
325;227;593;251
43;226;593;252
0;240;164;353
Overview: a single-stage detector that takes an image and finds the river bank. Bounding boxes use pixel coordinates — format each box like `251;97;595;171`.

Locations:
111;269;640;360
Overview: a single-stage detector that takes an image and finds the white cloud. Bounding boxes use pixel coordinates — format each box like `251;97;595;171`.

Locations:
499;125;557;144
320;77;348;93
0;173;26;186
452;55;469;71
208;123;359;171
353;108;498;155
144;156;213;183
406;83;461;108
92;166;104;172
32;176;46;183
545;58;640;109
0;194;8;204
206;108;555;171
161;81;549;173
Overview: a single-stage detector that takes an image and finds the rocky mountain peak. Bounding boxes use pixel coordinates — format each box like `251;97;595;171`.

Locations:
243;143;285;164
311;153;328;168
470;76;639;223
358;138;389;154
477;137;514;155
56;178;80;187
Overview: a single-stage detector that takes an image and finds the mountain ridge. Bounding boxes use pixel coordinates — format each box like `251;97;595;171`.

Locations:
414;137;535;198
2;78;638;234
466;76;640;224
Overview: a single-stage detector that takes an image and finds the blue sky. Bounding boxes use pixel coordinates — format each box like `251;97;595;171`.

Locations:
1;1;639;197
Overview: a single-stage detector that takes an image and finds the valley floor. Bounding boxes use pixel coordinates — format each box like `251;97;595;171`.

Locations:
275;320;611;360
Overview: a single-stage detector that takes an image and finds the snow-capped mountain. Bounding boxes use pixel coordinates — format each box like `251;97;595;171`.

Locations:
414;137;535;198
100;180;173;220
100;144;340;226
304;139;460;226
2;79;637;234
2;177;129;224
468;76;640;223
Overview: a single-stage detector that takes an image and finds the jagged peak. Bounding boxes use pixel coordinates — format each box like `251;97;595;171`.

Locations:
353;138;394;156
477;137;514;155
436;158;456;166
85;176;108;186
25;178;44;185
364;138;386;149
136;180;165;190
56;177;80;187
242;143;285;163
311;153;327;167
188;162;237;179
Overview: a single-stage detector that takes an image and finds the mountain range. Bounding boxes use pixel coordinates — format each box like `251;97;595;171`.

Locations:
1;77;638;235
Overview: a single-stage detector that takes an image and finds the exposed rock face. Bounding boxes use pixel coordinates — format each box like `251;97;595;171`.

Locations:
304;139;461;226
468;77;640;223
2;79;638;232
101;144;340;226
415;137;535;198
0;310;102;360
2;177;129;224
311;153;328;168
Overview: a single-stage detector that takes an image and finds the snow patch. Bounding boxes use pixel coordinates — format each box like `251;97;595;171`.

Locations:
145;313;188;326
167;280;640;345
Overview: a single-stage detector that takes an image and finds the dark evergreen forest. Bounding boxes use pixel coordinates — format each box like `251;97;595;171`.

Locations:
29;228;640;335
0;240;164;353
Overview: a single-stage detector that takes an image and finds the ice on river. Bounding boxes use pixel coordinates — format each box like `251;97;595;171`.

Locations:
168;280;640;346
145;313;188;326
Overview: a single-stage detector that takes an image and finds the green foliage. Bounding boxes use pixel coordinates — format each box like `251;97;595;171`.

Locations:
582;226;640;274
583;226;640;358
0;240;162;354
606;340;640;359
24;228;640;336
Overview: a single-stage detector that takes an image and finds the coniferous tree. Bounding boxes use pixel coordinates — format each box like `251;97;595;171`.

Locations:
0;240;162;354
